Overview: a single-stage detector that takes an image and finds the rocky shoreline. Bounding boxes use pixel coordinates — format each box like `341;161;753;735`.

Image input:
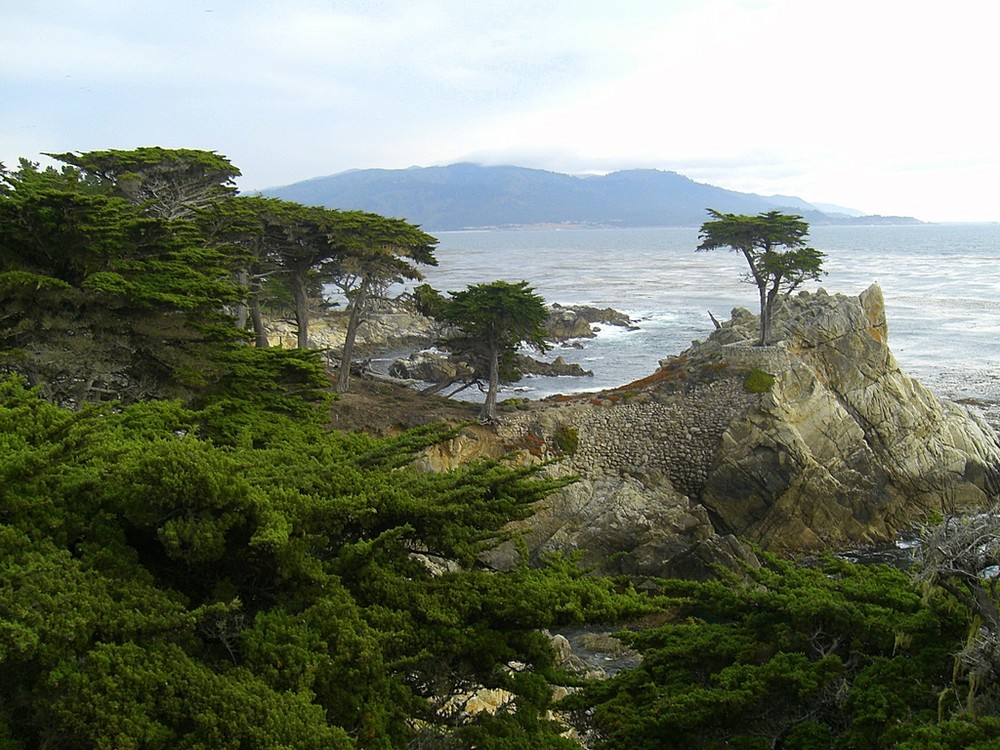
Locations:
271;285;1000;580
423;285;1000;579
265;299;629;384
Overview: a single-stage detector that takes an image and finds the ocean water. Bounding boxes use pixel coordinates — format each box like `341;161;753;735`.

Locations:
402;224;1000;428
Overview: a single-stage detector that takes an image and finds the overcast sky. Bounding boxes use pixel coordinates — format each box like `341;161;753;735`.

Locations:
3;0;998;222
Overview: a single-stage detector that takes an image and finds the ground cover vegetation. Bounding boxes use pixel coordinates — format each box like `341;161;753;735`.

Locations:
566;551;1000;749
2;148;1000;748
0;375;652;748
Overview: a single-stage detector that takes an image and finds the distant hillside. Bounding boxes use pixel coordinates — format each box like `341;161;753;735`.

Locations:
262;164;920;231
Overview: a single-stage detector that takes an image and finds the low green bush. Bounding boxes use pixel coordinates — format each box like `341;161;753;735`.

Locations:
552;424;579;455
743;368;776;393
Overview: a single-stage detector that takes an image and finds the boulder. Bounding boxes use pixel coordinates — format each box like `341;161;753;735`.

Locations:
388;349;471;382
546;306;596;340
545;303;636;342
514;354;594;377
481;474;756;579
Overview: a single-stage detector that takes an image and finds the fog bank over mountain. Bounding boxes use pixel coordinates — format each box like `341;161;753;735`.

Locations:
264;164;920;231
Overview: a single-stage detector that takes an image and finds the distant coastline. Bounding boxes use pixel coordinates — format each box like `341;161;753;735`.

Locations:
263;163;923;231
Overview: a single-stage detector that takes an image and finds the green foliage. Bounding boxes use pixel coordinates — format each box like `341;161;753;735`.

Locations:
569;553;972;749
0;147;440;406
195;347;332;443
49;146;241;220
438;280;550;421
412;282;445;318
742;368;775;394
0;375;649;748
553;424;580;455
330;210;438;392
0;161;245;404
698;209;826;345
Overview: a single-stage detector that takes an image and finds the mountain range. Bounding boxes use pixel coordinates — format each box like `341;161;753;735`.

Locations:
262;163;920;231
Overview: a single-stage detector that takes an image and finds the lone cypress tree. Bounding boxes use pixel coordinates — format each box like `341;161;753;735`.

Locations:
697;209;825;346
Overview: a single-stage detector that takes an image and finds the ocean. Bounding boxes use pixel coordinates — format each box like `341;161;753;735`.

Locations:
396;224;1000;429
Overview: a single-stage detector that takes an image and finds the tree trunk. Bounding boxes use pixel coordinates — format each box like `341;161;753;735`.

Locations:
248;293;268;348
336;276;370;393
234;270;250;331
482;343;500;422
757;283;769;346
291;269;310;349
246;267;269;347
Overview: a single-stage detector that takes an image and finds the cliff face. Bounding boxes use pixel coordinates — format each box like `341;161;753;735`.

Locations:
470;284;1000;576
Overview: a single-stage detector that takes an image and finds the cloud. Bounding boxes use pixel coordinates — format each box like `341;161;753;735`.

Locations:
1;0;997;220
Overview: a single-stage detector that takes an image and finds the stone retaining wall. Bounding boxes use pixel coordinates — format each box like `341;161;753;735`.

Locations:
721;342;795;373
569;378;756;498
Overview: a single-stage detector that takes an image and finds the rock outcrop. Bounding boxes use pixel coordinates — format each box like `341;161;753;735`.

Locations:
265;305;436;355
546;303;637;341
482;474;758;580
388;349;473;383
698;285;1000;550
471;284;1000;575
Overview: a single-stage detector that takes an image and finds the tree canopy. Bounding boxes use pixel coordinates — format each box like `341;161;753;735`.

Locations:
0;159;244;405
0;375;650;749
566;550;1000;749
438;280;549;422
328;211;437;393
0;149;438;403
697;209;825;345
48;146;240;220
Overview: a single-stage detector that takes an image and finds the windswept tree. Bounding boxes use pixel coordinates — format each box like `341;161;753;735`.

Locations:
331;211;437;392
198;195;299;347
0;160;243;404
264;202;347;350
914;508;1000;707
697;209;825;345
49;146;240;220
438;280;549;423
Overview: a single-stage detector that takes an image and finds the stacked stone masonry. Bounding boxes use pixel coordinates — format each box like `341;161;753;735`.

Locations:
569;378;756;499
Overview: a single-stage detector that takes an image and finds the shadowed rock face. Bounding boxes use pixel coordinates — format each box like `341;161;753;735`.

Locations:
473;283;1000;576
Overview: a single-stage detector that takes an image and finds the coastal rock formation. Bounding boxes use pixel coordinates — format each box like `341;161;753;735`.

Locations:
513;354;594;378
271;286;1000;577
388;350;593;384
264;302;436;355
481;283;1000;573
545;303;637;341
481;474;758;580
264;299;624;363
699;285;1000;550
388;349;472;383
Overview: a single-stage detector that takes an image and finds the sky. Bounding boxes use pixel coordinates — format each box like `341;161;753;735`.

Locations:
2;0;998;222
